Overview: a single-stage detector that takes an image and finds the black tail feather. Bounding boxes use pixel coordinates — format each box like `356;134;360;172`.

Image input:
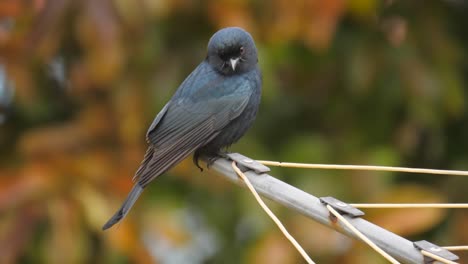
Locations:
102;184;144;230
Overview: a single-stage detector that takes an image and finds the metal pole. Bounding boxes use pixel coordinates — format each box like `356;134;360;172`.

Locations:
209;156;425;264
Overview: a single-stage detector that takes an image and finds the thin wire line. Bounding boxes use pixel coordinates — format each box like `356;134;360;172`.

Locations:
326;205;401;264
350;203;468;209
442;246;468;251
421;250;458;264
231;161;315;264
258;160;468;177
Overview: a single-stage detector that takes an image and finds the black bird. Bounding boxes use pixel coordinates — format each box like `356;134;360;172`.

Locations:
103;27;261;230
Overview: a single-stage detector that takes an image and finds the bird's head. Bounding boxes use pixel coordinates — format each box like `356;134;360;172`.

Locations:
207;27;258;75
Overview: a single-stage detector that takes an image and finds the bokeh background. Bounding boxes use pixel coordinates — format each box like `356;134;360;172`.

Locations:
0;0;467;263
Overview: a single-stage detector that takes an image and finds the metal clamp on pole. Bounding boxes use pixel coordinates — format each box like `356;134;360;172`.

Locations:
413;240;459;264
320;196;365;217
226;153;271;174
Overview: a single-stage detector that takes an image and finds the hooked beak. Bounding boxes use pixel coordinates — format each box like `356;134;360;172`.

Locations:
230;58;240;71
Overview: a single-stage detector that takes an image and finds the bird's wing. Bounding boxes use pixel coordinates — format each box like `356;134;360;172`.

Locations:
145;103;170;142
135;93;252;187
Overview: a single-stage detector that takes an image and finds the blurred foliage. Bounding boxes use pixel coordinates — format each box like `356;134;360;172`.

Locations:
0;0;467;263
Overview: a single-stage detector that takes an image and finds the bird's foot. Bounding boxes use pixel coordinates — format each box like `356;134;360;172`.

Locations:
206;151;229;169
193;151;204;172
206;156;219;168
193;150;230;171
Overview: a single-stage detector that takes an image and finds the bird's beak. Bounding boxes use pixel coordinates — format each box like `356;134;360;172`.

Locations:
230;58;240;71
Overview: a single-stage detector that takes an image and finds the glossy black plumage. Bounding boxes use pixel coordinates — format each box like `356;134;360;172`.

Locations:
103;27;261;230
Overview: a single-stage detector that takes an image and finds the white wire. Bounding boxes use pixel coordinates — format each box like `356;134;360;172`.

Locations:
258;160;468;177
231;162;316;264
326;205;401;264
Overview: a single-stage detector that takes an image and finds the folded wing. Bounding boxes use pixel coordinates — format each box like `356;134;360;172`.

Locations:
135;94;251;187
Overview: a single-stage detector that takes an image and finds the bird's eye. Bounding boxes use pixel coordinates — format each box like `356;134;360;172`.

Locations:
239;46;245;55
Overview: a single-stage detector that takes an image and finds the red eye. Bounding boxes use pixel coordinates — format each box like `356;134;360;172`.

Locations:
239;46;245;54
